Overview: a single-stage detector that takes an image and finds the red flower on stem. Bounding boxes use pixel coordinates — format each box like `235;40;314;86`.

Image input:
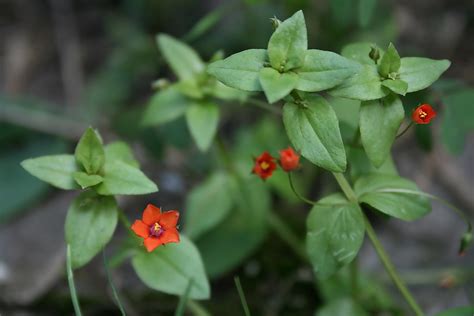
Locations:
279;147;300;172
131;204;180;252
412;104;436;124
252;151;277;180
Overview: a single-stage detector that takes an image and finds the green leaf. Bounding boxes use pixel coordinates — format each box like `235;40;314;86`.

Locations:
185;172;234;239
381;79;408;95
259;67;298;103
348;146;398;183
306;194;365;279
175;79;204;99
378;43;400;78
132;236;210;300
441;88;474;154
435;306;474;316
104;141;139;167
142;87;192;126
316;298;368;316
399;57;451;93
157;34;205;80
207;49;267;91
210;81;248;101
96;160;158;195
75;127;105;174
354;174;431;221
21;154;79;190
341;42;384;65
358;0;377;27
328;65;387;101
65;191;118;269
283;95;347;172
195;177;269;278
296;50;361;92
185;102;219;151
360;94;404;167
73;172;103;189
268;10;307;71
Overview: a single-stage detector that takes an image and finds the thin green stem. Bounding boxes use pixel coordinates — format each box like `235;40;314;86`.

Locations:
175;279;193;316
330;172;424;315
186;300;211;316
288;172;316;205
246;98;282;115
266;212;308;262
396;121;414;139
103;249;127;316
118;209;132;229
234;276;252;316
66;244;83;316
363;215;424;316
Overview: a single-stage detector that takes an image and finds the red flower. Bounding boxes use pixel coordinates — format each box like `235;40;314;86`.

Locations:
252;151;277;180
131;204;180;252
279;147;300;172
412;104;436;124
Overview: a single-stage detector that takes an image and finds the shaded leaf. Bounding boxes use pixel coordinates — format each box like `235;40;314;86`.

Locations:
21;155;79;190
259;67;298;103
185;102;219;151
75;127;105;174
399;57;451;93
142;87;192;126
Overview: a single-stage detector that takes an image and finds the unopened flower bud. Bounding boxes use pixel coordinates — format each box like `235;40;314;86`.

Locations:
458;231;473;256
369;46;380;64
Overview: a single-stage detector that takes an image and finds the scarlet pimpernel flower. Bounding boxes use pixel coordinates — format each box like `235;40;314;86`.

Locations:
412;104;436;124
279;147;300;172
252;151;277;180
131;204;180;252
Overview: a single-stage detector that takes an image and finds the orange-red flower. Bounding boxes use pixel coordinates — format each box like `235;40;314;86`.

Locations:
131;204;180;252
279;147;300;172
252;151;277;180
412;104;436;124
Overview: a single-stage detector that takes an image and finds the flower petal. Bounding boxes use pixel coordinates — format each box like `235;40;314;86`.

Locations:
160;228;180;245
159;210;179;229
131;220;149;239
142;204;162;226
144;237;163;252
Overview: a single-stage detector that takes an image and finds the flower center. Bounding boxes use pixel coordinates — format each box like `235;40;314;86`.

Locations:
260;161;270;170
149;222;164;237
419;110;427;119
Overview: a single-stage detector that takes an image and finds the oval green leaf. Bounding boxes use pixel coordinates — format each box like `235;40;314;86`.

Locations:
73;171;103;189
75;127;105;174
259;67;298;103
381;79;408;96
142;87;192;127
185;102;219;152
399;57;451;93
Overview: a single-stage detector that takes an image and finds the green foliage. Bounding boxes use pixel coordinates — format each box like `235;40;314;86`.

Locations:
381;79;408;95
185;102;220;151
283;95;346;172
354;174;431;221
75;127;105;175
306;194;365;279
132;236;210;300
184;172;235;239
259;68;298;103
399;57;451;93
359;94;404;167
21;155;79;190
435;307;474;316
65;191;118;269
104;141;140;167
142;87;192;126
73;172;103;189
378;43;400;78
316;298;368;316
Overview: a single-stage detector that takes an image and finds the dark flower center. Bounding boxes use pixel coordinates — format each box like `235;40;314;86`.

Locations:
150;222;164;237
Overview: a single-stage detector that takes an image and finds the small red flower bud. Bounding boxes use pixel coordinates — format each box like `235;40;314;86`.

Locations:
279;147;300;172
412;104;436;124
252;151;277;180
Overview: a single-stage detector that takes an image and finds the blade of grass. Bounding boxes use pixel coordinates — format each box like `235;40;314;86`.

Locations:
67;244;83;316
103;248;127;316
234;276;251;316
175;279;194;316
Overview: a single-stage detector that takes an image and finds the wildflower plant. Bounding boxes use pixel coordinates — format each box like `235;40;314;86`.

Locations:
20;9;472;316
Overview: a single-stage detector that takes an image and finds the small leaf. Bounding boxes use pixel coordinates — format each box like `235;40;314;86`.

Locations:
185;102;219;151
306;194;365;279
354;174;431;221
73;171;103;189
104;141;140;167
283;95;347;172
65;191;118;269
360;94;404;167
378;43;400;78
21;154;79;190
157;34;205;80
341;42;385;65
184;172;234;240
96;160;158;195
268;10;307;71
210;81;248;101
142;87;192;126
381;79;408;95
348;146;398;183
75;127;105;174
296;50;361;92
399;57;451;93
328;65;387;101
207;49;267;91
175;79;204;99
132;236;210;300
259;67;298;103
